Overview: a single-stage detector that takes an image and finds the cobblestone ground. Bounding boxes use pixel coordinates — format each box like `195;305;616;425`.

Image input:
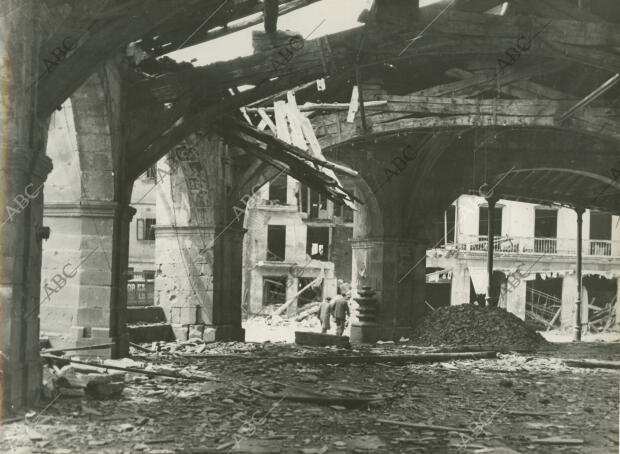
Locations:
2;342;618;454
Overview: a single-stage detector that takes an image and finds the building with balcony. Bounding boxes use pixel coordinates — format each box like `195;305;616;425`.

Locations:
241;173;354;315
426;195;620;331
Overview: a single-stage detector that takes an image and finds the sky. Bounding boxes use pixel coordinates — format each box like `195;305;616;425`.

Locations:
165;0;444;67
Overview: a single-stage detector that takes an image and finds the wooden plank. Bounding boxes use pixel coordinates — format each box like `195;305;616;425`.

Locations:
418;5;620;47
378;419;471;433
257;108;277;134
383;96;574;116
564;359;620;369
285;92;308;150
347;86;360;123
274;100;291;143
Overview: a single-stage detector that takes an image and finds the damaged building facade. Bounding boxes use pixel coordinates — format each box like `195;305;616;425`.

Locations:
426;195;620;330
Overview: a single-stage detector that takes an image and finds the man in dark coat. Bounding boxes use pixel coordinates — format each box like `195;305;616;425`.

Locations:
318;297;333;333
332;294;350;336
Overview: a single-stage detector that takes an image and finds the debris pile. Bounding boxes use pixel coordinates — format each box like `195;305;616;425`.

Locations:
410;305;547;349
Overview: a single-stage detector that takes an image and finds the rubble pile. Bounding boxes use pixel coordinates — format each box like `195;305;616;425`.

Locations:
410;305;547;349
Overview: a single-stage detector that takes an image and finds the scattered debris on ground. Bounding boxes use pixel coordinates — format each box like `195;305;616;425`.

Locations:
410;305;548;350
3;342;617;453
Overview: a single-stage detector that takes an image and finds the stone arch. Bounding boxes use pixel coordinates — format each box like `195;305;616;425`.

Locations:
41;68;122;352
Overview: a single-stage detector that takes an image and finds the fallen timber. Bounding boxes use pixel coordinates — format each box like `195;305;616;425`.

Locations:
184;350;499;364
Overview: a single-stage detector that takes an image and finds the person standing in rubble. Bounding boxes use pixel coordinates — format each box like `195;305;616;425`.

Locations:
332;292;350;336
318;296;333;333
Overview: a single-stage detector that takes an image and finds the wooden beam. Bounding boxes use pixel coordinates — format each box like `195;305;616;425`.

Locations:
264;0;279;33
559;73;620;122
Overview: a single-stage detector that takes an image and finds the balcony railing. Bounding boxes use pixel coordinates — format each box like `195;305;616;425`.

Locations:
455;235;618;257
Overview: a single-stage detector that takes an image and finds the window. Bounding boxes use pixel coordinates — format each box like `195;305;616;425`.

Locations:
297;278;322;307
267;225;286;261
263;276;287;305
307;227;330;261
335;203;354;223
145;165;157;180
534;208;557;253
298;184;327;218
269;173;288;204
137;218;156;241
534;209;557;238
310;190;327;218
478;206;502;236
299;183;309;214
590;211;611;240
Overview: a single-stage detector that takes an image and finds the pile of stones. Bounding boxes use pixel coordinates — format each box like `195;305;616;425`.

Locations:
410;305;547;350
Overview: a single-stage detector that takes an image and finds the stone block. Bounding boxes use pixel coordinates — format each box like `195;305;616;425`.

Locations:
171;324;189;341
189;324;204;339
169;306;198;325
91;327;110;338
202;327;217;342
350;324;382;344
295;331;350;348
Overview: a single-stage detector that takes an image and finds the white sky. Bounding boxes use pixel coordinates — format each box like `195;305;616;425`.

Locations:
166;0;443;67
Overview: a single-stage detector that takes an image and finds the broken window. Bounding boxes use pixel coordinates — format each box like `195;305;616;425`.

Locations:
299;183;309;214
263;276;287;305
137;218;156;241
307;227;330;261
267;225;286;261
145;164;157;180
310;189;327;218
335;203;354;223
297;278;322;307
269;173;288;204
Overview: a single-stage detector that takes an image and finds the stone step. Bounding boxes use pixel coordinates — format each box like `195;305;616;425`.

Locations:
295;331;350;348
127;323;174;343
127;306;166;324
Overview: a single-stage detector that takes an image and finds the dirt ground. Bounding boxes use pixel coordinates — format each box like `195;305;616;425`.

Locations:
1;341;618;454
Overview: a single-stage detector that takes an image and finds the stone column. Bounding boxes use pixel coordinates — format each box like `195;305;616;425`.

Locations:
616;277;620;331
505;281;526;320
450;263;470;305
41;202;118;351
154;225;245;341
0;0;51;412
561;273;588;331
351;237;426;341
155;135;245;341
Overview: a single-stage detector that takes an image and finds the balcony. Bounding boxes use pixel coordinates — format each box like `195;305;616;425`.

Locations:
454;235;618;258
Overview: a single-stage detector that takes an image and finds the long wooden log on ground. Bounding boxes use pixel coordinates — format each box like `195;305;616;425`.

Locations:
377;419;471;433
185;351;499;364
41;354;213;381
564;359;620;370
41;343;115;354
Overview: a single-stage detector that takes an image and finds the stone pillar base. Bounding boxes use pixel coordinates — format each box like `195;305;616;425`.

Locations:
350;323;382;344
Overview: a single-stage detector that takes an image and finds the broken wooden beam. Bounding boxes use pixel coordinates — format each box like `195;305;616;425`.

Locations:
564;359;620;370
41;354;212;381
377;419;471;433
245;100;387;113
559;73;620;122
184;351;499;364
41;343;115;354
264;0;279;33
